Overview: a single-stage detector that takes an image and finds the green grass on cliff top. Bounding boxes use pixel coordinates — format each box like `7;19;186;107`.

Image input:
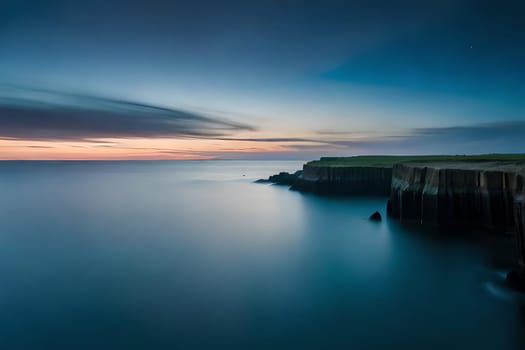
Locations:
306;154;525;167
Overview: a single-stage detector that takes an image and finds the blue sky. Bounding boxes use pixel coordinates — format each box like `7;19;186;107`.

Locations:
0;0;524;159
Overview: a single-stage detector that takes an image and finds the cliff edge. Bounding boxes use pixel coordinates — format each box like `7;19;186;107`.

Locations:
388;161;525;233
257;155;525;288
291;164;392;195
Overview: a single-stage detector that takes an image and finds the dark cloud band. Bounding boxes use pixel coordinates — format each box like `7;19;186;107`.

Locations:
0;88;255;141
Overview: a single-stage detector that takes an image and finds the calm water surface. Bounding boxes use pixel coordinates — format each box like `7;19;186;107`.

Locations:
0;160;523;349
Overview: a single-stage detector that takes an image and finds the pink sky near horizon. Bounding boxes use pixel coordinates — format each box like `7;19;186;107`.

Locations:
0;137;327;160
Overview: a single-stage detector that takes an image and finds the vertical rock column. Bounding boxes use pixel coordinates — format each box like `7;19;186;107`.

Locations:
513;195;525;270
389;164;523;232
507;195;525;289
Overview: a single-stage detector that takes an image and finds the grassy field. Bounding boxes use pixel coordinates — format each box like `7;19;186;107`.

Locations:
306;154;525;167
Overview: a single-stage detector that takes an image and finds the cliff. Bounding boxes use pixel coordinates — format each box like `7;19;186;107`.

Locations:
258;156;525;198
507;195;525;289
388;162;525;233
291;164;392;195
257;155;525;289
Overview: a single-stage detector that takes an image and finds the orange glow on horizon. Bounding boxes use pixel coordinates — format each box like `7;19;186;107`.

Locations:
0;137;321;160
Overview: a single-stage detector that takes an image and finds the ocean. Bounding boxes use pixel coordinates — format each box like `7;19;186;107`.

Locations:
0;160;523;349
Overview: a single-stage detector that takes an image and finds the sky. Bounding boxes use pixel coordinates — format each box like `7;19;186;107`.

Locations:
0;0;524;160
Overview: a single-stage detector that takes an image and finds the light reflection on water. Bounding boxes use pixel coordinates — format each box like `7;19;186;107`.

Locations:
0;160;523;349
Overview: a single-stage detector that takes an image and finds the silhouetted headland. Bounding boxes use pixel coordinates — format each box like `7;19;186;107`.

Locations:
257;154;525;289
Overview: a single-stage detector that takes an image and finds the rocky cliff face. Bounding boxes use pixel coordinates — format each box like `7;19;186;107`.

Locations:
388;163;525;233
291;165;392;195
513;196;525;266
507;196;525;289
260;159;525;287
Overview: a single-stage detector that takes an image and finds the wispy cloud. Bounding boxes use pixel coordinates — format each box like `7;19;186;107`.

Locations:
321;120;525;155
215;137;318;143
214;120;525;155
411;121;525;140
0;87;255;141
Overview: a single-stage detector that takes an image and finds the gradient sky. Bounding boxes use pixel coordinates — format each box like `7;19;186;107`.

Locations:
1;0;524;159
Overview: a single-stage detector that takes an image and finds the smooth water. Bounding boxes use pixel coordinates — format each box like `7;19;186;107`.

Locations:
0;160;523;349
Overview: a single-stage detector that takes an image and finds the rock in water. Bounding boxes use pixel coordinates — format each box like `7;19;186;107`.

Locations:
369;211;382;221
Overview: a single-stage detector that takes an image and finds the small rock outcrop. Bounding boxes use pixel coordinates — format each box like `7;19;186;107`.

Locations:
369;211;382;221
254;178;271;183
255;170;303;186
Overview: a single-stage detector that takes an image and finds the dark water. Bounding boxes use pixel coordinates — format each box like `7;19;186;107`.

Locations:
0;160;523;349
